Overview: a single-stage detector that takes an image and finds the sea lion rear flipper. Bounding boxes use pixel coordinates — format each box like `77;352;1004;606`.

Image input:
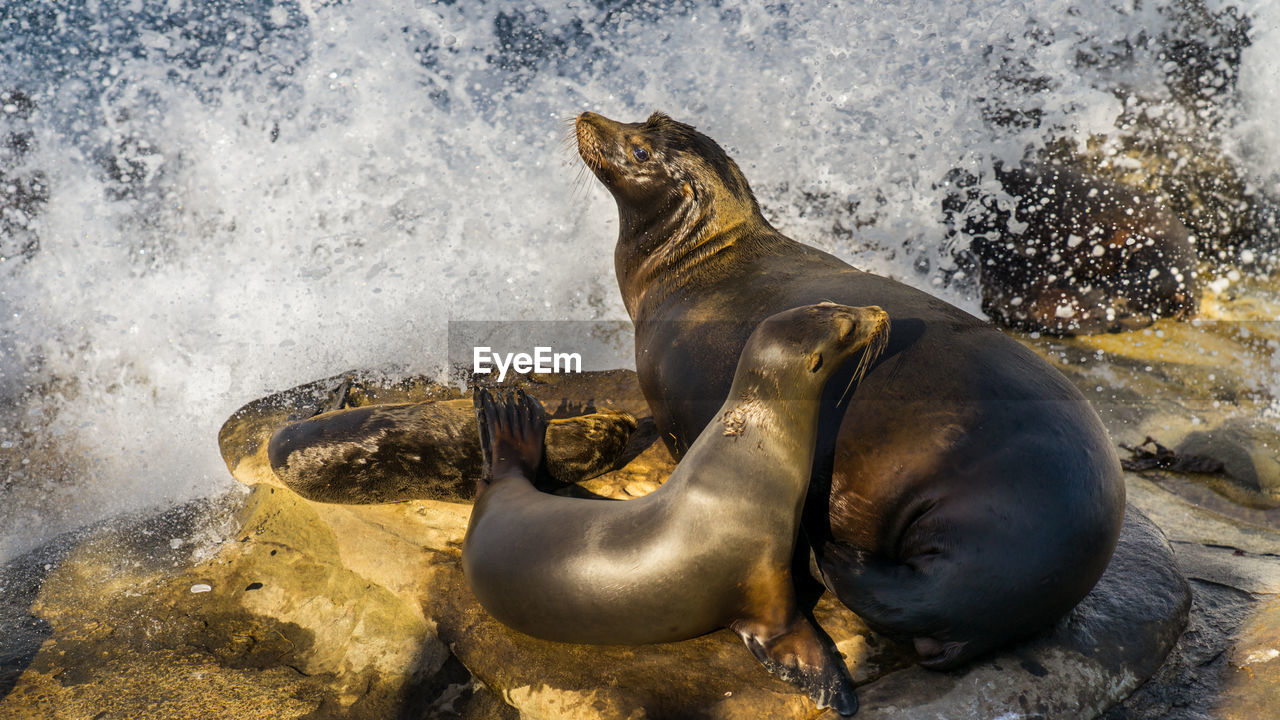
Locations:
732;613;858;716
474;388;549;487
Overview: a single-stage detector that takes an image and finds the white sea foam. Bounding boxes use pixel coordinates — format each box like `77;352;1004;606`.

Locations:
1239;1;1280;189
0;0;1273;560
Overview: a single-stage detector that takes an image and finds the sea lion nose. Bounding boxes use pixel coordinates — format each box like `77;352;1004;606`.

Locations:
576;111;621;133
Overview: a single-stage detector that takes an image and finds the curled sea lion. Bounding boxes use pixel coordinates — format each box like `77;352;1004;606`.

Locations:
464;303;892;716
943;162;1201;334
576;111;1126;671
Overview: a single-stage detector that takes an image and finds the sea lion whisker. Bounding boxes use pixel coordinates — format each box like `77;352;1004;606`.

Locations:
569;164;593;203
837;320;889;408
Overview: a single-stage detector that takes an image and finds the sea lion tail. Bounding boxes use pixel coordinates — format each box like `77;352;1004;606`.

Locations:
473;388;549;490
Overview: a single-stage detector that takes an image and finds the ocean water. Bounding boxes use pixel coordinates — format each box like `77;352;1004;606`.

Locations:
0;0;1276;561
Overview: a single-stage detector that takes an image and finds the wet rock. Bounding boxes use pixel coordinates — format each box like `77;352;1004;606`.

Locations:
1038;1;1280;269
1044;128;1280;270
1096;474;1280;720
1217;596;1280;719
1175;419;1280;498
1016;272;1280;719
0;492;457;719
943;163;1201;335
0;469;1192;719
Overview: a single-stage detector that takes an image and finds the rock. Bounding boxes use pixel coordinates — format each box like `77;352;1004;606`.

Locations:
1096;475;1280;720
1175;418;1280;498
1217;596;1280;719
40;369;1224;718
1036;0;1280;269
0;492;461;719
0;478;1191;720
1016;276;1280;525
942;163;1200;335
1012;283;1280;720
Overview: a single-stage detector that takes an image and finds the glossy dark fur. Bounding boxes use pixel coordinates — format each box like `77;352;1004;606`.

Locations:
944;163;1201;334
464;304;892;716
577;111;1126;671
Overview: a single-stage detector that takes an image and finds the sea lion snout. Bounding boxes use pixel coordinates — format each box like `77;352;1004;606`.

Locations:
828;305;888;346
794;303;889;350
575;113;611;173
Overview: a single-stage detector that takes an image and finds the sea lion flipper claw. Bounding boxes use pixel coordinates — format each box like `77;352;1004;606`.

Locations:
473;388;496;491
733;615;859;716
478;389;548;484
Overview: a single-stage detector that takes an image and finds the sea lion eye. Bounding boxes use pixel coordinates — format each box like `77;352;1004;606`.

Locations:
632;146;649;162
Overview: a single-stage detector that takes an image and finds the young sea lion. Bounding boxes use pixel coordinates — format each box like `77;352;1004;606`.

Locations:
943;162;1201;334
576;111;1126;671
464;303;892;716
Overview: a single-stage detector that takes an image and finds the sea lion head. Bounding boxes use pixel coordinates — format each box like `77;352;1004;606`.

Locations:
740;303;890;391
575;111;759;219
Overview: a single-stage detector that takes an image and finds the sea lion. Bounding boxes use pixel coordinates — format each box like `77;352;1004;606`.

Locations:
943;162;1201;334
218;373;645;504
464;303;891;716
576;111;1126;671
267;399;641;503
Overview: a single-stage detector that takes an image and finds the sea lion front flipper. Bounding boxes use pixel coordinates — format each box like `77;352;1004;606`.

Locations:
730;567;858;717
733;612;858;716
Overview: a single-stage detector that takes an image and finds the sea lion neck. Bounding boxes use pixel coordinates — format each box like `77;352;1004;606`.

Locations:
613;195;774;320
575;111;787;318
609;162;787;321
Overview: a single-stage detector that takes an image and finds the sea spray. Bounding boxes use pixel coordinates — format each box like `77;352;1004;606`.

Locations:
0;0;1275;560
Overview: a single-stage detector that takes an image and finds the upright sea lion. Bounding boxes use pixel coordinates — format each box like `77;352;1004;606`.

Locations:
464;303;892;716
576;111;1126;670
943;162;1201;334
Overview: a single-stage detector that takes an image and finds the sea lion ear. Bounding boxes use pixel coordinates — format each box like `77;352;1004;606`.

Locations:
807;352;823;373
